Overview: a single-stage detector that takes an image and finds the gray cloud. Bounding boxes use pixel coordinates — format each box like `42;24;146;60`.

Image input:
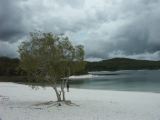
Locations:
0;0;27;42
0;0;160;60
83;0;160;60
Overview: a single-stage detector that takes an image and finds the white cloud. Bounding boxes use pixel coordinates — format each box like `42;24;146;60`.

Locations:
0;41;19;58
108;50;160;61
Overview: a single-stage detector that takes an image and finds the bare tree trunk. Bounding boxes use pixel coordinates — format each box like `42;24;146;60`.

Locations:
52;85;61;102
61;79;66;101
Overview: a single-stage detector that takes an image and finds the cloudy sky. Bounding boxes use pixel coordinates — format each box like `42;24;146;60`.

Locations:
0;0;160;61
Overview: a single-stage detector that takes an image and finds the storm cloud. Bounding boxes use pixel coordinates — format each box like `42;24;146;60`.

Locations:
0;0;160;60
0;0;27;42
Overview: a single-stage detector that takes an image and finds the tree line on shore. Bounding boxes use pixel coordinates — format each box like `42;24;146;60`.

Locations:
86;58;160;71
1;57;160;78
0;56;86;77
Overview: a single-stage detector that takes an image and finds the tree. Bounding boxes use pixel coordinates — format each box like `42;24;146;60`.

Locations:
18;32;85;103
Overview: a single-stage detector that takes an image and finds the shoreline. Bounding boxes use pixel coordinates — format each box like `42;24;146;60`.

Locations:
1;82;160;120
1;81;160;94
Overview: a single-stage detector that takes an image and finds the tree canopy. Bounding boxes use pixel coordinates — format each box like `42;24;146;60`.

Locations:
18;32;85;102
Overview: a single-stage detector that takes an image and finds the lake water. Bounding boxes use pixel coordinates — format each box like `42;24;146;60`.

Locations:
69;70;160;93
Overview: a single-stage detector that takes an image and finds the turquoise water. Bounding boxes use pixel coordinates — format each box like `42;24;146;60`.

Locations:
69;70;160;93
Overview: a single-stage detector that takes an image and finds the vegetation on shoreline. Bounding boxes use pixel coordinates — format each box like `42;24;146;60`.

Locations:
86;58;160;71
1;57;160;82
0;57;20;76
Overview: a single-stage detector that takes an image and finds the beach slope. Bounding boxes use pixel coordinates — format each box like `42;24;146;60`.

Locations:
0;82;160;120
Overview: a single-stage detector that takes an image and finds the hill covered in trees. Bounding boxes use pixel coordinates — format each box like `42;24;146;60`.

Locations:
1;57;160;77
0;57;26;82
86;58;160;71
0;57;20;76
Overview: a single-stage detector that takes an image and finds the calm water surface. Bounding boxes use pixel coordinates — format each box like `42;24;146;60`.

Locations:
69;70;160;93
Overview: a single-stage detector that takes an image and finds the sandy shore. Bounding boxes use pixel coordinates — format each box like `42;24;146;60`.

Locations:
0;82;160;120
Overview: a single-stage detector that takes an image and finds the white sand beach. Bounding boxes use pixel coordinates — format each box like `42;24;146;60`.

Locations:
69;74;94;79
0;82;160;120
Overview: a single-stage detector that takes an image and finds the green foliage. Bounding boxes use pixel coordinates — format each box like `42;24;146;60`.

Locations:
18;32;85;83
0;57;20;76
86;58;160;71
